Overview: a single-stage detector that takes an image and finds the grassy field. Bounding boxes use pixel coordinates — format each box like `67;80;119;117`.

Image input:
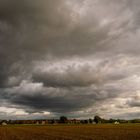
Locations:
0;124;140;140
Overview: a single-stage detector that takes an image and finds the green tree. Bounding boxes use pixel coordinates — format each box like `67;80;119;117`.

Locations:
94;115;102;124
89;118;93;123
59;116;68;123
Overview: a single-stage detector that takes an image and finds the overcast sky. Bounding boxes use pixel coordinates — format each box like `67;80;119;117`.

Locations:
0;0;140;120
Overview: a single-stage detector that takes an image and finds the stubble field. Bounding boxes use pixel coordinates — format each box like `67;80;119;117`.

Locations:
0;124;140;140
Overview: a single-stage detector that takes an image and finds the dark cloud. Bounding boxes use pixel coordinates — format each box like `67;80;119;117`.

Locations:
33;63;101;87
0;0;107;87
0;79;120;115
0;0;140;119
125;95;140;107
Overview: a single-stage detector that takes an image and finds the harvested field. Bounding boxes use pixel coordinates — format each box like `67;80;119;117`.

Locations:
0;124;140;140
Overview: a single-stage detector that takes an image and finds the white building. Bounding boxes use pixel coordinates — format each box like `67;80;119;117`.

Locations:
1;122;7;126
114;121;119;125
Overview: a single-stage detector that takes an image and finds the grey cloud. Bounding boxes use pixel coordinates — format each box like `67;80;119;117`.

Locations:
0;80;119;114
1;53;140;117
1;88;90;113
113;112;140;120
0;0;70;25
126;95;140;107
0;0;109;88
33;63;101;87
0;0;140;119
128;101;140;107
32;55;137;88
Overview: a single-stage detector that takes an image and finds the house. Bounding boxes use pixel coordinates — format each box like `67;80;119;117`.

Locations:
114;121;119;125
41;121;46;125
1;122;7;126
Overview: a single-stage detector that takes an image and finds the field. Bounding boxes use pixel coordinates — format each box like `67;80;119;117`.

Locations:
0;124;140;140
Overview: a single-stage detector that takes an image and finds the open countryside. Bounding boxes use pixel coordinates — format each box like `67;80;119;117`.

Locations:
1;1;140;140
0;124;140;140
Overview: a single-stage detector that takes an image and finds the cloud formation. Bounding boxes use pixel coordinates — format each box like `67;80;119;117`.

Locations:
0;0;140;119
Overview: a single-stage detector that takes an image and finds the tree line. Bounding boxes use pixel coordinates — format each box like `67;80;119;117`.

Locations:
1;115;140;125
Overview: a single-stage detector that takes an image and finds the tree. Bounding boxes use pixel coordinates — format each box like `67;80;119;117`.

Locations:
94;115;102;124
59;116;68;123
89;118;93;124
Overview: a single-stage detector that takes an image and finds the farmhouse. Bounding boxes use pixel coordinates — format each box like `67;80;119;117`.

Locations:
1;122;7;126
114;121;119;125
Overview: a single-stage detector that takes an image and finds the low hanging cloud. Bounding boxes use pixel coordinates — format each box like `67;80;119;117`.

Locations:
1;80;119;115
32;62;102;87
0;0;140;119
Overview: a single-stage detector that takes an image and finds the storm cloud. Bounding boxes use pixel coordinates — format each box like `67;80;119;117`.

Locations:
0;0;140;119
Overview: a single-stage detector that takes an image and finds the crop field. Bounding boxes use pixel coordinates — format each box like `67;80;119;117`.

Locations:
0;124;140;140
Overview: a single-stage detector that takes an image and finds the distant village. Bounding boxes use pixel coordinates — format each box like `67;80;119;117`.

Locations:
0;116;140;126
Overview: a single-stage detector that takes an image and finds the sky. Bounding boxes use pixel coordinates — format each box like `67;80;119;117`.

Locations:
0;0;140;120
